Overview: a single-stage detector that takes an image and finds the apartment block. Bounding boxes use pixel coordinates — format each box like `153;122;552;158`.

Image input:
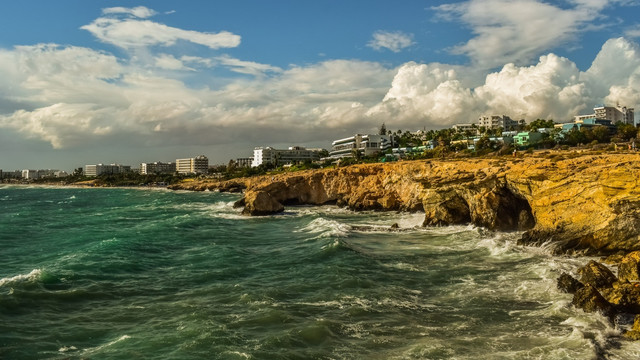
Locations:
478;115;520;130
252;146;322;167
176;155;208;174
140;162;176;175
329;134;393;158
85;164;131;177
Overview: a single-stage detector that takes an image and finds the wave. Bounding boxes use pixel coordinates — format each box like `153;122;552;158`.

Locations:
0;269;42;288
297;218;350;239
78;335;132;356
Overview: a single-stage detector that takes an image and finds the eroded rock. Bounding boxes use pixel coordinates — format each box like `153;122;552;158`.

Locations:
578;260;617;289
241;190;284;216
619;251;640;283
572;284;616;321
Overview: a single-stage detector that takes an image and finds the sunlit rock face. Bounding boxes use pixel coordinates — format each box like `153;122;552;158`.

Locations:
171;153;640;255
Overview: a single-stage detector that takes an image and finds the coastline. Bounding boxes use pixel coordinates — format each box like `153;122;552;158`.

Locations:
169;151;640;256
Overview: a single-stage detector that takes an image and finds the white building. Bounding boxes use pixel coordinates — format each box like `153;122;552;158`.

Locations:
176;155;208;174
251;146;322;167
22;169;38;180
594;104;635;125
140;162;176;175
329;134;393;158
478;115;520;130
85;164;131;177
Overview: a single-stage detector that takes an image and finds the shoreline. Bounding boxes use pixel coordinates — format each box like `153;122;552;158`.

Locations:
170;152;640;256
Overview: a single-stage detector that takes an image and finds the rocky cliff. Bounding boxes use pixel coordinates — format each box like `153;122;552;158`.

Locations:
169;152;640;255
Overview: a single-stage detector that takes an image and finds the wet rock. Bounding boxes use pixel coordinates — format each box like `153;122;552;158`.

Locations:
572;284;616;320
390;223;399;230
557;273;584;294
618;251;640;283
625;315;640;340
578;260;617;289
600;282;640;313
241;190;284;216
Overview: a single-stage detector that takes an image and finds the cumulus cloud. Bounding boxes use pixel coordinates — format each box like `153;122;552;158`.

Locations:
368;30;414;53
432;0;616;68
371;37;640;127
1;31;640;157
81;15;240;50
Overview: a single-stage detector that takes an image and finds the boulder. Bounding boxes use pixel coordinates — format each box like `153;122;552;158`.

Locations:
572;284;616;320
241;190;284;216
600;282;640;313
557;273;584;294
577;260;617;289
619;251;640;283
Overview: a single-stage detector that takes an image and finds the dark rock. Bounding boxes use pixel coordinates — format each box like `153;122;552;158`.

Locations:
578;260;617;289
572;284;616;321
557;273;584;294
233;198;245;208
390;223;399;230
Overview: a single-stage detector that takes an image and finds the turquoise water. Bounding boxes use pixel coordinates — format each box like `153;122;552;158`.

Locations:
1;185;639;359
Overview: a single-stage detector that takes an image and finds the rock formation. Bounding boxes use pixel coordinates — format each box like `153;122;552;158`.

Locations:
559;254;640;337
169;153;640;255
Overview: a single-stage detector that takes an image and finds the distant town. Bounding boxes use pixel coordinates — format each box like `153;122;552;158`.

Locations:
1;103;636;184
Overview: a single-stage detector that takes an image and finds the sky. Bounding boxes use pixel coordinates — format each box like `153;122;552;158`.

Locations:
2;0;640;171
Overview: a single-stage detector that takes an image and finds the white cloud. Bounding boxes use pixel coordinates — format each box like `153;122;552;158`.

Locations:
81;17;241;50
102;6;156;18
154;54;191;71
215;55;282;76
367;30;414;53
432;0;614;68
1;35;640;155
625;24;640;38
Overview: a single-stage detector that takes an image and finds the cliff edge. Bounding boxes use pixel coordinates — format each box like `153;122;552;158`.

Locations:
169;153;640;255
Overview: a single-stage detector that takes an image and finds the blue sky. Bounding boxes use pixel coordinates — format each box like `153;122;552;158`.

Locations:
1;0;640;171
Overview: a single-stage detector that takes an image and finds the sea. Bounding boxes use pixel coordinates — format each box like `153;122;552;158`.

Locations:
1;185;640;360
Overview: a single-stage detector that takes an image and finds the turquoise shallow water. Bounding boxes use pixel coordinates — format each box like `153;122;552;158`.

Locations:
1;185;639;359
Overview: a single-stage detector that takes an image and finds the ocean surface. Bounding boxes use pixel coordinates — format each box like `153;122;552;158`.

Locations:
1;185;639;359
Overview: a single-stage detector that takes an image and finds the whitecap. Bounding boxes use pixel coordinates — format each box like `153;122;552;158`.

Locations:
58;345;78;353
82;335;131;355
0;269;42;288
298;218;350;238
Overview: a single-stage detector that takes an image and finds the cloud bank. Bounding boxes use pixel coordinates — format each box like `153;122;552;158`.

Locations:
1;6;640;157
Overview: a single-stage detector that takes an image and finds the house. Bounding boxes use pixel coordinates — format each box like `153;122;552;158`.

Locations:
513;132;543;148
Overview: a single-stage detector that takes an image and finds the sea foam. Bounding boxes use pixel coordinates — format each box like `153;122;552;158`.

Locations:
0;269;42;288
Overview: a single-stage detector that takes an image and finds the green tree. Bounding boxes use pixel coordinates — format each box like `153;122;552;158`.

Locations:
617;123;638;141
379;123;387;135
